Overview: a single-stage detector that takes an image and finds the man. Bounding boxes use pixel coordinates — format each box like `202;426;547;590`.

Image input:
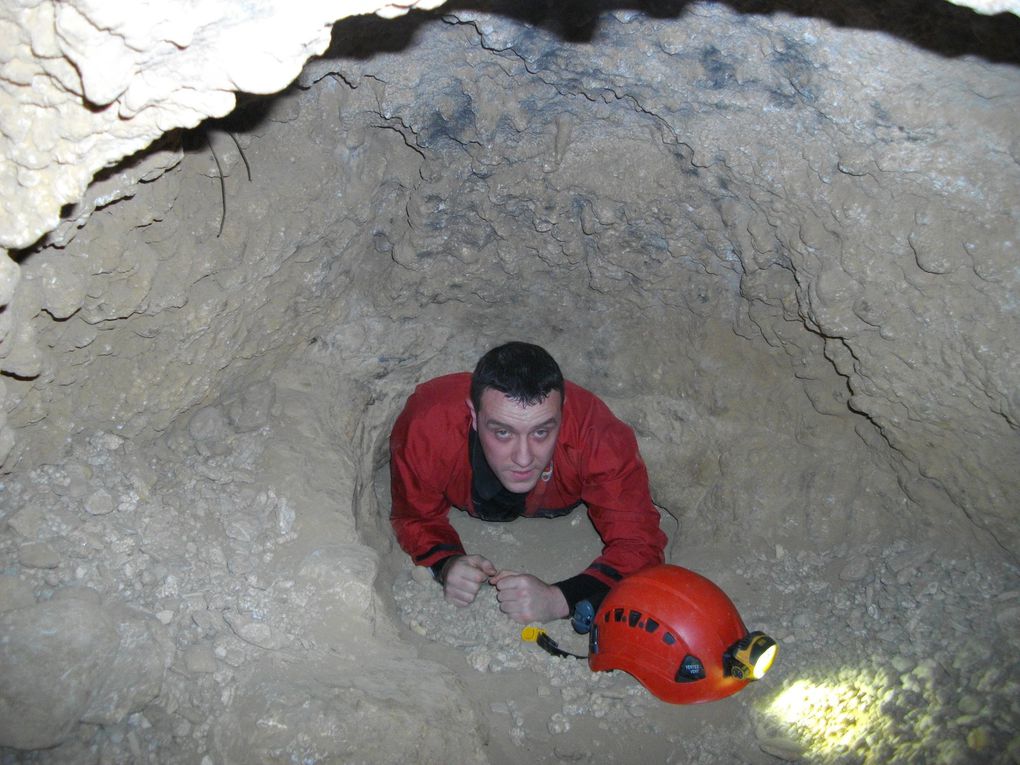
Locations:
389;341;666;624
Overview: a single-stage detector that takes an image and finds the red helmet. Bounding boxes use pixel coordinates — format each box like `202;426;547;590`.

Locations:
588;564;776;704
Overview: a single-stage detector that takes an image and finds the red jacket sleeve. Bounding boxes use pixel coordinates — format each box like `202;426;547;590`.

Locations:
389;385;466;569
576;396;666;586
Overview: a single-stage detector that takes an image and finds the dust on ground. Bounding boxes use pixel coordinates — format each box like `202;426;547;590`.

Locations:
392;503;1020;764
1;394;1019;764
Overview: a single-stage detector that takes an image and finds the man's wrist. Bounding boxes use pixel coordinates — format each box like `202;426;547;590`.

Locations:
430;555;461;584
551;585;571;620
554;573;610;616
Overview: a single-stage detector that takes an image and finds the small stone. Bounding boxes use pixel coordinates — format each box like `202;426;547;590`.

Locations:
958;695;981;715
188;406;233;457
50;463;92;499
276;499;295;535
967;727;991;751
222;611;281;649
890;655;914;673
191;610;219;637
7;505;47;538
18;542;60;569
183;643;218;675
156;610;174;625
839;556;870;581
65;464;92;498
758;736;807;761
410;566;434;585
95;433;125;451
548;712;570;734
994;604;1020;631
84;490;115;516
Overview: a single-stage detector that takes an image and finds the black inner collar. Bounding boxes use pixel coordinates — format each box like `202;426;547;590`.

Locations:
469;427;527;521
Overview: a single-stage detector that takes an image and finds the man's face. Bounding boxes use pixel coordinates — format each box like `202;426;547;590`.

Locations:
468;387;562;493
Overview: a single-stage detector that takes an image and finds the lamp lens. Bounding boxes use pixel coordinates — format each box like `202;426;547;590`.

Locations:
752;642;778;679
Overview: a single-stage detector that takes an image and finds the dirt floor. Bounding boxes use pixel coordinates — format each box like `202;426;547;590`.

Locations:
1;376;1018;764
387;483;1020;764
390;507;773;764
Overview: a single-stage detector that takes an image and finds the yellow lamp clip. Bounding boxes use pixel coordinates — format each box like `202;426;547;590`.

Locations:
521;626;547;643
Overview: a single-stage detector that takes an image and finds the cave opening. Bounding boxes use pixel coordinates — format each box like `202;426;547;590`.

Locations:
1;2;1018;763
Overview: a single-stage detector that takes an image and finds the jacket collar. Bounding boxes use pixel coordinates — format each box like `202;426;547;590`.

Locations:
469;426;509;501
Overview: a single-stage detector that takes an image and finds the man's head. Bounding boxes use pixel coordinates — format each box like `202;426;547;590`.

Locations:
469;342;565;411
468;342;565;493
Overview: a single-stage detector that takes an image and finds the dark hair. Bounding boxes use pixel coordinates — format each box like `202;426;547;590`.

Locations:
470;342;565;411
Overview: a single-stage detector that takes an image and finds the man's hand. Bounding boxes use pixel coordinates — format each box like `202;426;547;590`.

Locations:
441;554;498;607
489;571;570;624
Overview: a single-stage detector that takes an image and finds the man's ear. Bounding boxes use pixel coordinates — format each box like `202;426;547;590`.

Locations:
466;398;478;431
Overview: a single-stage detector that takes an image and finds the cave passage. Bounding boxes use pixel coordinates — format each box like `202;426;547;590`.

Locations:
1;3;1018;763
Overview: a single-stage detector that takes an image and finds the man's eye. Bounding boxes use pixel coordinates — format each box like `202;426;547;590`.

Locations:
533;429;548;439
495;429;510;439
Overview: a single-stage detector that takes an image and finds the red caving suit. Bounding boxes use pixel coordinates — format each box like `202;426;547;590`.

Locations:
389;372;667;609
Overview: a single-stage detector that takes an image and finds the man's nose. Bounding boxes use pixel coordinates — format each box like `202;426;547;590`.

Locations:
511;437;532;467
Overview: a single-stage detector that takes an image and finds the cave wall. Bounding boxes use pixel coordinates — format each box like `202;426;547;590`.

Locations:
299;4;1020;553
0;0;449;250
0;0;448;467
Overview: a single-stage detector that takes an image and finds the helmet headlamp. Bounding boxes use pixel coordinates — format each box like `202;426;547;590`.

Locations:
724;630;778;681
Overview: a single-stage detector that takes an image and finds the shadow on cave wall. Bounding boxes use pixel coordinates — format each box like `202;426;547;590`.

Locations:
324;0;1020;65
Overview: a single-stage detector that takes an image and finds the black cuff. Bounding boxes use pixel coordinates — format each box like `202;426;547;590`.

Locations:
429;555;461;584
553;573;611;614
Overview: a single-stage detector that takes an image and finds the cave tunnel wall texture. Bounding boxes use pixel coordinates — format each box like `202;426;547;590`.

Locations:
0;0;1018;560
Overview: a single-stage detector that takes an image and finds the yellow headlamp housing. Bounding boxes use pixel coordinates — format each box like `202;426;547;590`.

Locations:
725;631;778;681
